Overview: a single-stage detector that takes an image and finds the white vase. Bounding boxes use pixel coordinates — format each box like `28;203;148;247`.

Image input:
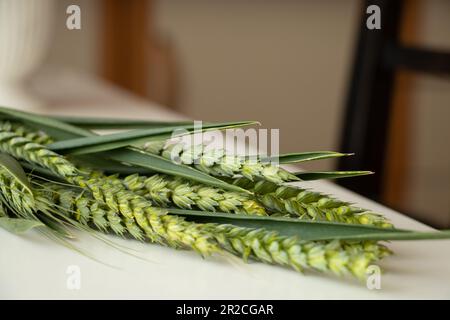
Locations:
0;0;55;111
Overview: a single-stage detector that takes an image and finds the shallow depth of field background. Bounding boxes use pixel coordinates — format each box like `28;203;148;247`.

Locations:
2;0;450;225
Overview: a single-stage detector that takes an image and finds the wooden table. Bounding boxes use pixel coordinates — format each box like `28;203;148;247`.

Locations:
1;69;449;299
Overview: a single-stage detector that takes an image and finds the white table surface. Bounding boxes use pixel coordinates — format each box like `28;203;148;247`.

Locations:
1;69;449;299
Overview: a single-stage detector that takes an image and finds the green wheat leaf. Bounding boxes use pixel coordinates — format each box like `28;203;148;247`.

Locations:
48;121;258;155
50;116;194;129
0;217;45;234
50;116;256;131
0;106;249;193
0;106;91;140
168;208;450;241
274;151;352;164
294;171;373;181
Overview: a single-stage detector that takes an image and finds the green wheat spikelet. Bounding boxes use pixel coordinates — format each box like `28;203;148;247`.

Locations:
211;224;391;280
0;120;395;281
0;124;150;240
0;121;392;228
144;140;298;184
0;121;267;216
0;158;390;280
0;121;54;145
0;127;77;179
231;177;393;228
0;125;219;255
36;181;390;280
119;173;268;215
37;181;220;256
55;186;115;232
0;168;35;217
71;176;221;255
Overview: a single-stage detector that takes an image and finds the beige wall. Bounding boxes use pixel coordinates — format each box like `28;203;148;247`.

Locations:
45;0;101;74
44;0;450;224
153;0;450;224
155;0;359;167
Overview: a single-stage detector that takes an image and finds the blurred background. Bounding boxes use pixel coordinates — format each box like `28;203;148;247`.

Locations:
0;0;449;227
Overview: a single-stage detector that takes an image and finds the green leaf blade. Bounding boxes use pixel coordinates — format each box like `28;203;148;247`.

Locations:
0;106;92;139
294;171;373;181
275;151;352;164
50;116;194;129
50;116;259;131
0;107;253;192
0;217;45;234
168;208;450;242
48;121;258;155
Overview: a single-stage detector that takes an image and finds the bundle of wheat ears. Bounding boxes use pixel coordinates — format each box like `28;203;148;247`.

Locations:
0;106;449;283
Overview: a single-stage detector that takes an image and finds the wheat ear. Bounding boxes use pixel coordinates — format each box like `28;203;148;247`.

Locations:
231;177;393;228
35;181;389;279
0;122;392;227
120;173;267;215
144;140;298;184
0;127;221;256
0;121;54;145
0;168;35;217
1;122;391;227
211;224;391;280
36;182;218;255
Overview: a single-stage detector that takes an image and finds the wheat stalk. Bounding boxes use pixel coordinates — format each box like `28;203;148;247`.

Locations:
0;132;390;279
0;121;391;228
34;179;389;279
1;120;390;226
0;122;269;215
0;127;222;255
